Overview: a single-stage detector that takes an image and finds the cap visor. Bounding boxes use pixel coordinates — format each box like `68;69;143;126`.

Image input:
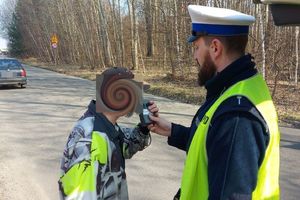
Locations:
187;35;199;43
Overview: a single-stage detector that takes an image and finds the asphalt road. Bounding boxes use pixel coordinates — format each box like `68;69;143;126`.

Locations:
0;65;299;199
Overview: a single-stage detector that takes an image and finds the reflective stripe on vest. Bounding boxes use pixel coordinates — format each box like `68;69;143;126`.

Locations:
180;74;280;200
59;131;108;198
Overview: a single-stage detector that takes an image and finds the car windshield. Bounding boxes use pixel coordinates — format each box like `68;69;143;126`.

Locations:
0;59;22;70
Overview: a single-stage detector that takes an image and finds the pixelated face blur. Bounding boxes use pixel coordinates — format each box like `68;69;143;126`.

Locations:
96;67;143;117
193;37;217;86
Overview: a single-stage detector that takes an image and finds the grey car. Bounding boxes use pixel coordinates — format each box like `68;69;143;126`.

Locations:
0;58;27;88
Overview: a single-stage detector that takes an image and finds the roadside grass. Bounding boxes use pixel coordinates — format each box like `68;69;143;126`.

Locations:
145;74;206;105
22;57;300;128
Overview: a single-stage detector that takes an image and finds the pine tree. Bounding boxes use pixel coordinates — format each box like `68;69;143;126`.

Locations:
7;12;24;56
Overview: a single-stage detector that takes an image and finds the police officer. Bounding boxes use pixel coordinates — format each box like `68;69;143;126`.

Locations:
147;5;280;200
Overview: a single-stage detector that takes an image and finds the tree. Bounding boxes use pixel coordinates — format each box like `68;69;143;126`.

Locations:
98;0;115;68
0;0;17;36
7;12;24;56
144;0;153;57
258;4;266;79
127;0;139;70
296;27;299;86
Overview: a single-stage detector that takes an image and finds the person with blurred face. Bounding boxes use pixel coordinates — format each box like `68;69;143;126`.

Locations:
147;5;280;200
58;67;151;200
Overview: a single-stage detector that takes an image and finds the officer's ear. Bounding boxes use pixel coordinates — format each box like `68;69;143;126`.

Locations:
209;38;223;61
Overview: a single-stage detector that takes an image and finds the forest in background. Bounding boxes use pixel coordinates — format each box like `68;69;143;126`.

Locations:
0;0;298;83
0;0;299;124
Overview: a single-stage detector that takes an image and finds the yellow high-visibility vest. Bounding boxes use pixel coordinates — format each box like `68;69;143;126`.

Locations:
59;131;108;199
180;74;280;200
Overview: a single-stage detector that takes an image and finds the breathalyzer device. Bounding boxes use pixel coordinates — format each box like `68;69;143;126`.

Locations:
139;101;152;126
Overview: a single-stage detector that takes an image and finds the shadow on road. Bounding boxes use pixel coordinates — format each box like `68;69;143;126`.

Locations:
281;139;300;150
0;85;24;90
0;99;85;109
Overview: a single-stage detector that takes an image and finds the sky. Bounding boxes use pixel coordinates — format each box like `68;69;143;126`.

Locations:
0;37;8;49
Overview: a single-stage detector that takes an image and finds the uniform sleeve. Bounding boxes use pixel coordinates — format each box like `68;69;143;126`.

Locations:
121;124;151;159
206;112;269;200
167;123;190;151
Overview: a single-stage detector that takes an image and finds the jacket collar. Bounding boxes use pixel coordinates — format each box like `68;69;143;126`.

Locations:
205;54;257;100
88;100;122;141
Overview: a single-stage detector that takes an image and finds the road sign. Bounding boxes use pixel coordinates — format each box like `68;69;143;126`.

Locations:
51;34;58;45
51;43;57;49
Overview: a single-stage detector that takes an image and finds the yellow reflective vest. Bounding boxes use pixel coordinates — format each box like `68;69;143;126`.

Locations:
58;106;151;200
59;131;109;199
180;74;280;200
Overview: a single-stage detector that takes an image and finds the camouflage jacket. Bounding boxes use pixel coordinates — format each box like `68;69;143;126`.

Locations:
59;100;151;200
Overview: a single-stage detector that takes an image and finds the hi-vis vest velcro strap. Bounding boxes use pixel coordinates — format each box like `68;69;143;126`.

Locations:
180;74;280;200
59;131;108;199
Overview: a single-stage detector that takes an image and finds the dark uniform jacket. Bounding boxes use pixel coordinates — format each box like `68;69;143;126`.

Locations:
169;54;269;200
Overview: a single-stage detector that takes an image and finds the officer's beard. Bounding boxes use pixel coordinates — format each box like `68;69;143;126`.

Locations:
197;53;217;86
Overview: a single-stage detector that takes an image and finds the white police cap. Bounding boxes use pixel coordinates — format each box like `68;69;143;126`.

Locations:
188;5;255;43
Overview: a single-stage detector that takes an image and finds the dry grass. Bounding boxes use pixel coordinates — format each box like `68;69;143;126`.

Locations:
145;73;206;104
22;57;300;128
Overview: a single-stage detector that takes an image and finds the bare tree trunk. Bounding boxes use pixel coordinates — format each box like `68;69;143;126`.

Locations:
109;0;121;66
137;33;145;73
77;1;95;69
117;0;125;66
153;0;158;56
98;0;114;67
159;6;167;70
259;4;266;79
173;0;180;78
207;0;215;6
296;27;299;86
127;0;138;70
166;0;175;78
144;0;153;57
271;47;281;98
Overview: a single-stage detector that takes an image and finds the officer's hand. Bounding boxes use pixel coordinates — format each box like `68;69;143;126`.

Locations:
147;101;171;137
147;100;159;117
